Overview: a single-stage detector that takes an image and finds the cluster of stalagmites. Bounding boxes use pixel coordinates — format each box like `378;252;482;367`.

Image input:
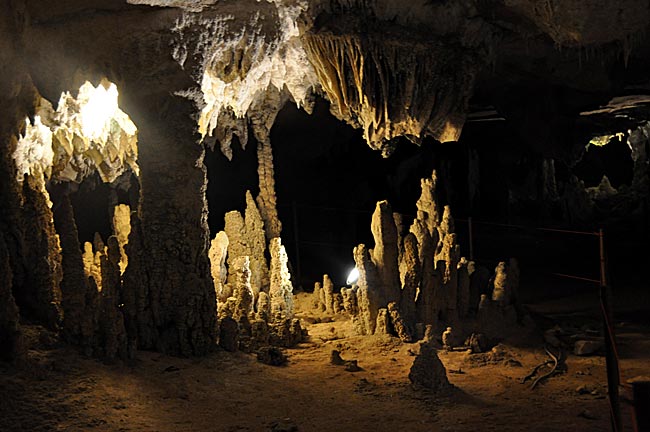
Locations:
311;170;523;349
210;191;305;354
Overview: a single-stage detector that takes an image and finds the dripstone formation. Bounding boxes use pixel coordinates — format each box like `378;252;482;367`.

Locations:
212;193;305;352
316;170;523;344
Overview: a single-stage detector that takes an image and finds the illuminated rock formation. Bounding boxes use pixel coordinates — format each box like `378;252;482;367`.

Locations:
111;204;131;274
408;342;450;391
370;200;401;306
209;231;229;302
269;237;294;319
351;244;382;335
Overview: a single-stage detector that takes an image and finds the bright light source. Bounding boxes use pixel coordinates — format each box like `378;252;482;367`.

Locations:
346;267;360;286
79;82;120;140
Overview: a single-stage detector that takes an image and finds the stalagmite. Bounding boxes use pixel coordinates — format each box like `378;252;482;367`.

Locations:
269;237;294;318
20;175;63;329
322;274;335;314
98;236;128;360
492;262;510;306
0;233;23;361
399;233;420;326
375;308;390;335
352;244;382;335
387;302;413;343
52;195;98;356
370;201;401;306
231;256;254;331
409;343;450;391
209;231;229;302
244;191;269;298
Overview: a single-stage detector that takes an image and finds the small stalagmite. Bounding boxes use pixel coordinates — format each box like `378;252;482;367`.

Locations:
370;200;401;306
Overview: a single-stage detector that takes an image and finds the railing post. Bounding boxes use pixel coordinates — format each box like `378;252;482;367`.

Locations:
599;228;621;432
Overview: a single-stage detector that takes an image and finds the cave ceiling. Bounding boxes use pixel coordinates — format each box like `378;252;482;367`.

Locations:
10;0;650;162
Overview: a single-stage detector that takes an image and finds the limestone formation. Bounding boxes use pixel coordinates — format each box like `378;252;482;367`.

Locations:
209;231;229;302
408;343;451;391
0;234;23;362
256;139;282;240
352;244;382;335
375;309;390;335
312;281;325;311
370;200;401;305
387;302;413;343
256;291;271;322
244;191;269;298
269;237;294;319
231;256;254;331
219;317;239;352
53;195;99;355
19;175;63;329
111;204;132;274
457;259;471;319
399;233;420;326
97;236;129;360
322;274;335;314
492;262;510;306
223;194;269;301
442;327;454;350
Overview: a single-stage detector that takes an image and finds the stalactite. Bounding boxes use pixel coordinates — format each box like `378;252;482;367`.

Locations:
303;31;480;154
111;204;131;274
256;138;282;240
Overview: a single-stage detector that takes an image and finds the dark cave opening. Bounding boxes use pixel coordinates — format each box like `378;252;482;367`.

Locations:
573;135;634;188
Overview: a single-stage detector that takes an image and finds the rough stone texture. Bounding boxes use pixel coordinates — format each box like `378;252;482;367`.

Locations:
0;233;23;362
375;308;390;335
312;281;325;311
269;237;294;319
387;302;412;343
408;343;450;391
52;194;98;356
492;261;510;306
219;316;238;352
399;233;420;326
244;191;269;298
97;236;129;360
209;231;229;302
352;244;382;335
19;175;63;329
303;28;482;154
256;139;282;240
256;291;271;322
111;204;132;274
231;256;254;332
223;193;269;303
322;274;335;314
370;200;401;305
341;286;358;316
457;258;471;319
257;346;287;366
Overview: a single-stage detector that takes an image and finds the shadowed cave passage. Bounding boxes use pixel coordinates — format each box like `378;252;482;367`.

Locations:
268;99;475;288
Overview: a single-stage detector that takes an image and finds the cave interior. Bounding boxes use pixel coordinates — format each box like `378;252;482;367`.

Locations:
1;1;650;431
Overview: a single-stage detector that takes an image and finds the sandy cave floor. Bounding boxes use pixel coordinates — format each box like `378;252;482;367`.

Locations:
1;293;649;432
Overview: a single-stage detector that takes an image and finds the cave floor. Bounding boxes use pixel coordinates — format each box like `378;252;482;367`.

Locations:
1;294;648;432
